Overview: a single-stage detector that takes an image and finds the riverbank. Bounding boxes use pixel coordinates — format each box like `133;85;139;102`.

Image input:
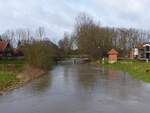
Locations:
16;66;46;83
0;59;47;95
99;60;150;83
0;59;24;94
0;67;47;95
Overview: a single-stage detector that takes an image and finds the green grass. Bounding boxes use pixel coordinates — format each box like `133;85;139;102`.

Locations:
0;59;25;91
102;60;150;82
0;71;16;81
0;71;18;91
0;59;24;70
0;59;24;64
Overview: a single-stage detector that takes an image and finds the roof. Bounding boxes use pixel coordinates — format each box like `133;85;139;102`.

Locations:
0;41;9;51
136;42;150;49
108;49;118;55
136;43;144;49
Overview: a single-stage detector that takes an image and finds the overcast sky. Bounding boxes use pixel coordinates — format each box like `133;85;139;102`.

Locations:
0;0;149;42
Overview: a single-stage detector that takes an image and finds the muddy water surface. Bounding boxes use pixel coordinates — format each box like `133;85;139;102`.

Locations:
0;64;150;113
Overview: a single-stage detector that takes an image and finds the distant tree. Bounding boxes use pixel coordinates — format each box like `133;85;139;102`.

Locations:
58;33;73;57
74;13;114;59
36;27;46;39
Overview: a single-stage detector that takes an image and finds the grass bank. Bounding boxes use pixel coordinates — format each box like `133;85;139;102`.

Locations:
0;71;18;91
101;60;150;82
0;41;56;94
0;59;47;94
0;59;24;92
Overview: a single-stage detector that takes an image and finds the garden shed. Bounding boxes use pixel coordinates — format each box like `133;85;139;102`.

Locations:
108;49;118;64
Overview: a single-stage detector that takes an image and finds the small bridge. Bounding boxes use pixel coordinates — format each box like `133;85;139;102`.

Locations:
56;55;90;64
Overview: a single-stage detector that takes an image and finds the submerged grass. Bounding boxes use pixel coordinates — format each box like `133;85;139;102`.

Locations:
102;60;150;82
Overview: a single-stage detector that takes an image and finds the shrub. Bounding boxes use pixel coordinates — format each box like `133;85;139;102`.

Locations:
23;41;55;70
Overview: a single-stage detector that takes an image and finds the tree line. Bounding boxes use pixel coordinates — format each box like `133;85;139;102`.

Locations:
0;27;47;47
59;13;150;60
0;27;58;70
0;13;150;66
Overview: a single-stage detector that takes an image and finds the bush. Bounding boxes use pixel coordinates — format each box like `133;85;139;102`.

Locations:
23;41;55;70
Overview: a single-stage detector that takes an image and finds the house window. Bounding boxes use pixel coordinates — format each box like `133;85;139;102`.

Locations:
146;53;150;59
146;46;150;51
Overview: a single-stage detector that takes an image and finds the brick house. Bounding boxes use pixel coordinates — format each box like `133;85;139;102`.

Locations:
108;49;118;64
0;41;13;58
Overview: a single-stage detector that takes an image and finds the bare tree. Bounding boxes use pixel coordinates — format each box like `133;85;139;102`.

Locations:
74;13;114;59
36;27;46;39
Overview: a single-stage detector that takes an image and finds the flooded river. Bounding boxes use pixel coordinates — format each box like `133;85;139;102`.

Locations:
0;64;150;113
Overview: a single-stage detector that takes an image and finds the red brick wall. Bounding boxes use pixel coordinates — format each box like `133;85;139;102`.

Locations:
109;54;117;61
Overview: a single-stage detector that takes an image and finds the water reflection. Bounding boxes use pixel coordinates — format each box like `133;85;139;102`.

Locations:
0;64;150;113
30;74;52;93
75;70;98;90
107;69;119;80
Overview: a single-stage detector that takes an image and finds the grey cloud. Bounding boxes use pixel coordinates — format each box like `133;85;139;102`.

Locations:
0;0;150;41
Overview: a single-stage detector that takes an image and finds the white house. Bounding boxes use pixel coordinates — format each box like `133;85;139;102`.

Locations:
133;42;150;60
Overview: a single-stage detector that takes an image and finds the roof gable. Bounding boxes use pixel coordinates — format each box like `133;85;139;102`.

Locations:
143;44;150;47
0;41;9;50
136;42;150;48
108;49;118;55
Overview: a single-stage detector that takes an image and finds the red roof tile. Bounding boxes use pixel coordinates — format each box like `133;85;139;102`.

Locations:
108;49;118;55
0;41;8;51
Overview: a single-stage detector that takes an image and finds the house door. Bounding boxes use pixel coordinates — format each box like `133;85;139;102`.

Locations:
146;53;150;59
